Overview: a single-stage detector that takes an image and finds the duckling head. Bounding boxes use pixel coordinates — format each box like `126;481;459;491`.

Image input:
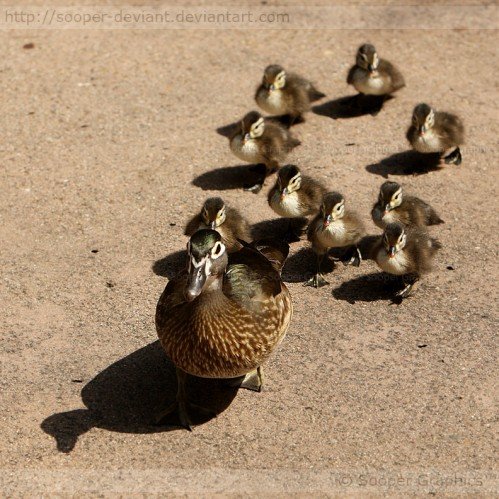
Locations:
185;229;228;301
241;111;265;142
356;43;379;73
412;103;435;136
201;197;226;229
379;181;403;213
277;165;301;199
321;192;345;226
262;64;287;91
383;223;407;258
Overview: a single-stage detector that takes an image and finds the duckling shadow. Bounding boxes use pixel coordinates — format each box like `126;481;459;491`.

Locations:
192;164;266;191
332;272;402;304
282;247;336;284
152;250;186;278
366;150;441;178
251;218;307;241
312;94;391;120
41;341;239;453
216;121;239;138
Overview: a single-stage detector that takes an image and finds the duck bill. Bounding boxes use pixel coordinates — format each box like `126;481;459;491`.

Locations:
419;126;426;136
384;204;391;214
243;133;250;144
388;247;396;258
323;214;332;227
269;84;275;92
185;262;207;302
210;221;216;230
280;187;288;200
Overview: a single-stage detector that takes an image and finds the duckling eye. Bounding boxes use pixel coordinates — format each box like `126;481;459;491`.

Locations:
211;241;225;259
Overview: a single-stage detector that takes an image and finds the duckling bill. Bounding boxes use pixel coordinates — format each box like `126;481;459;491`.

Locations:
229;111;301;193
155;230;292;430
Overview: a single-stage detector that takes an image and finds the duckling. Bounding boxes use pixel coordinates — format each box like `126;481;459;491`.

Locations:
305;192;366;288
230;111;301;193
268;165;327;240
347;43;405;97
184;197;251;253
370;222;441;299
406;103;465;165
155;229;292;430
255;64;325;124
371;181;444;229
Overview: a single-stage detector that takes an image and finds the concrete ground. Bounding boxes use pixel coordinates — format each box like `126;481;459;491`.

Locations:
0;2;497;496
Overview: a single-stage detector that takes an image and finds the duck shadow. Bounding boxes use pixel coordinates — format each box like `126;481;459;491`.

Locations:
41;341;239;453
192;164;267;191
312;94;392;120
366;150;441;178
332;272;403;304
152;250;186;278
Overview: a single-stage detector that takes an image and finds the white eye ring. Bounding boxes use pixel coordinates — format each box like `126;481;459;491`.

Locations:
211;241;226;259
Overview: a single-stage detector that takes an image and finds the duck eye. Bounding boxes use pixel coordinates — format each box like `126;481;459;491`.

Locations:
211;241;225;259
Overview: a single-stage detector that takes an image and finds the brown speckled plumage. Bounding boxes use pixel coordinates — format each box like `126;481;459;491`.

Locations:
155;242;292;379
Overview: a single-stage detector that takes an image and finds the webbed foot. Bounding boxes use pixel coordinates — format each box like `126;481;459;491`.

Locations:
444;147;462;165
244;182;263;194
304;273;329;288
394;282;414;300
342;246;362;267
155;400;216;430
226;367;263;392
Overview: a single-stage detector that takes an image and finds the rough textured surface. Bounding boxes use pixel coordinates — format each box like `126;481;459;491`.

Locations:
0;5;497;496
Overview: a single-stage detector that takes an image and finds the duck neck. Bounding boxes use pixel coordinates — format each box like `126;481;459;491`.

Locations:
203;274;223;294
